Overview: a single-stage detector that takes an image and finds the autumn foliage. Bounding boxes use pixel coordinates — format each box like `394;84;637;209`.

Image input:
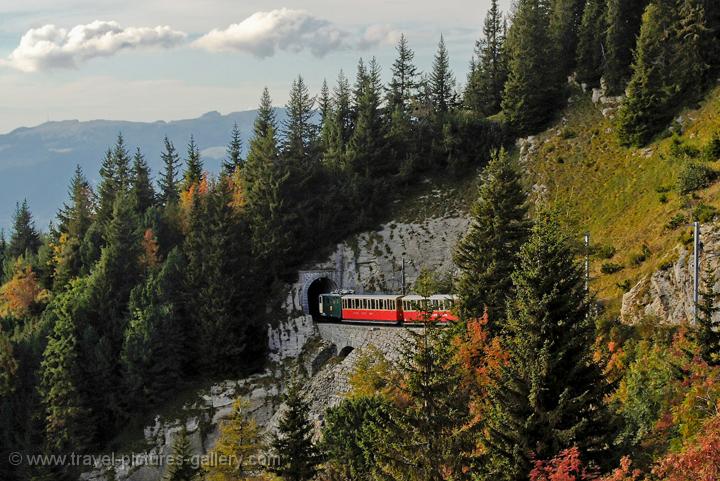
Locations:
0;258;48;318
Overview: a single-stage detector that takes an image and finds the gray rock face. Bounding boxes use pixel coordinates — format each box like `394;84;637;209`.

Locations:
621;223;720;325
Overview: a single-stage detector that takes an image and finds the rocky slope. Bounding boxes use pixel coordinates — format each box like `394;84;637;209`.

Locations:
621;222;720;326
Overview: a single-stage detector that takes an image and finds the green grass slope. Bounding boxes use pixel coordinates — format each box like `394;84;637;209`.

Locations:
522;85;720;314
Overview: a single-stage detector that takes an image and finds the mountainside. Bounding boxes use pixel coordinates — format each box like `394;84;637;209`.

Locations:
522;82;720;315
0;109;288;230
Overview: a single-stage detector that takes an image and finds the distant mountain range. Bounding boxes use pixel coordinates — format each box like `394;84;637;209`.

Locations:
0;109;289;232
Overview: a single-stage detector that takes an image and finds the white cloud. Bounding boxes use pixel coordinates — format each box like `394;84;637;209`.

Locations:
358;24;402;50
194;8;347;58
1;20;187;72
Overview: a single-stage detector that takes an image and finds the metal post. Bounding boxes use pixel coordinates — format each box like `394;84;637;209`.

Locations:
401;256;406;296
694;221;700;324
584;232;590;293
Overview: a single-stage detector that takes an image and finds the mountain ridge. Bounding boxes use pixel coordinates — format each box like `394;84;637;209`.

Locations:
0;108;289;231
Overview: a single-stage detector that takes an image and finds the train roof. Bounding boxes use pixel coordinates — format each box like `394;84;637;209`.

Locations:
401;294;456;300
342;294;402;300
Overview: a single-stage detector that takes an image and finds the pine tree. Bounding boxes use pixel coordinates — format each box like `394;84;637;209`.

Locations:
465;0;508;116
696;264;720;365
282;75;317;169
387;34;420;112
242;89;292;282
322;396;392;480
375;320;477;481
193;177;257;371
54;166;96;287
322;71;353;169
347;58;388;178
8;199;41;259
271;381;321;481
576;0;608;86
502;0;559;134
130;148;155;214
617;0;711;146
204;399;263;481
549;0;586;78
254;87;276;140
430;35;456;114
604;0;650;94
96;134;131;229
40;278;96;453
484;213;612;480
183;135;203;190
454;149;530;328
121;248;185;409
223;123;244;175
163;427;202;481
158;137;181;205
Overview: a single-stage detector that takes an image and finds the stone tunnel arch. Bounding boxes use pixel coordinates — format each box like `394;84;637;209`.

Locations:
306;277;337;321
299;269;341;321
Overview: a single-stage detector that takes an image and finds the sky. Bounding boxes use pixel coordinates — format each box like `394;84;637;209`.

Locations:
0;0;514;134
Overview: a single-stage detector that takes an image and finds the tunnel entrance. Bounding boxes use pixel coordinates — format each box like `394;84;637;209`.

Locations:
307;277;338;321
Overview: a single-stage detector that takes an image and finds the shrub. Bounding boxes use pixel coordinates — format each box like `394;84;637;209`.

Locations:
655;185;671;193
670;135;700;159
594;244;616;259
658;193;668;204
692;203;718;223
703;132;720;161
601;262;624;274
665;213;687;230
617;280;632;292
678;162;717;194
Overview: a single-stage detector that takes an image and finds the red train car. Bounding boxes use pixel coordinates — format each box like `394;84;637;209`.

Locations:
340;294;402;323
319;293;457;324
401;294;458;323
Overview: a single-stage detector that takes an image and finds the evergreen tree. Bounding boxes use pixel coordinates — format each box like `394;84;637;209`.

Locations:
322;396;392;481
130;147;155;214
322;71;353;169
40;278;95;453
375;293;476;480
96;134;131;227
696;264;720;365
0;231;6;281
454;149;530;328
163;427;202;481
430;35;456;114
183;135;203;190
549;0;586;78
223;123;243;175
617;0;711;146
254;87;276;140
187;177;257;371
82;196;142;424
387;34;420;112
242;89;292;282
502;0;559;134
282;75;317;168
8;199;41;259
465;0;508;116
271;381;321;481
347;58;388;178
158;136;181;205
576;0;608;86
204;399;263;481
484;213;612;480
604;0;650;94
121;248;185;409
54;166;96;287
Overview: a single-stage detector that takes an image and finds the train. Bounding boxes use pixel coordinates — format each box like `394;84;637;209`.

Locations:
318;292;459;324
